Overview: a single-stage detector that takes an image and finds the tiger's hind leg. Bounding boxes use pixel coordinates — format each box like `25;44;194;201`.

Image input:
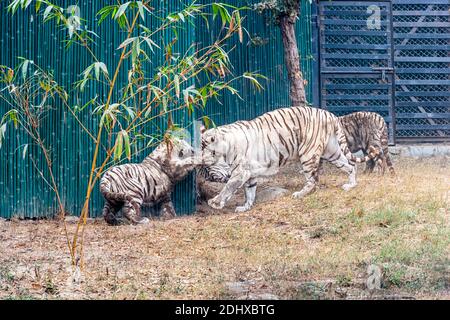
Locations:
375;157;386;175
102;201;121;226
384;150;395;176
235;178;257;213
323;137;357;191
380;124;395;175
292;154;321;199
122;199;149;225
364;158;377;174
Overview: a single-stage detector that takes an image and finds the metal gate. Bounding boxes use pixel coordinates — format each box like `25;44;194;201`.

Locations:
317;0;450;143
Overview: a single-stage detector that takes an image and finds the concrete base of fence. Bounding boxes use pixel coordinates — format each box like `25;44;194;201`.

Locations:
390;144;450;158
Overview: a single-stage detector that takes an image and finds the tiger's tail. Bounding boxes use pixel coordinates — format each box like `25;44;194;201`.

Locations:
335;121;379;163
380;121;395;175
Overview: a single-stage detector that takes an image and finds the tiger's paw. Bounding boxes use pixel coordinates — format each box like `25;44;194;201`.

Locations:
235;205;250;213
342;183;356;191
292;191;305;199
208;197;224;210
137;217;150;224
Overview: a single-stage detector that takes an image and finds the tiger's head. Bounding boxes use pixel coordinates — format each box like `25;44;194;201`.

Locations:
200;126;229;165
147;132;202;181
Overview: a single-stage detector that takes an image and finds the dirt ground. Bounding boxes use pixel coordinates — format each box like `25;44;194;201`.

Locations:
0;156;449;300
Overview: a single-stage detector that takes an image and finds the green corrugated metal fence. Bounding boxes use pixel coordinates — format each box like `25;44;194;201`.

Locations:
0;0;314;218
199;0;314;125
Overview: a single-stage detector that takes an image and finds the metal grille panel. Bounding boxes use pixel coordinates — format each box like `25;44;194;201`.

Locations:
393;0;450;141
319;1;395;143
318;0;450;142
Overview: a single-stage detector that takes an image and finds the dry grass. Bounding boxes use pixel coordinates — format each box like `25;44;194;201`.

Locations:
0;157;449;300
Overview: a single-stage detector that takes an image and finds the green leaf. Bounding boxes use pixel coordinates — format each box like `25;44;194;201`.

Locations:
115;1;130;20
174;74;180;98
114;131;124;161
21;59;32;79
162;96;168;112
6;109;19;129
35;0;42;13
0;123;6;148
117;37;137;50
122;130;131;160
142;36;160;53
122;104;135;120
93;62;108;81
136;1;145;21
97;5;117;25
243;72;266;91
98;62;109;78
131;38;140;65
235;11;243;43
22;144;28;159
43;5;53;21
94;63;100;81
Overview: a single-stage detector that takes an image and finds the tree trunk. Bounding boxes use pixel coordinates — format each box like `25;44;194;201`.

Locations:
279;10;306;106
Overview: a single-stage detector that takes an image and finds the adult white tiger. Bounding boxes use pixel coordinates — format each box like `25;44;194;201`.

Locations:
201;106;377;212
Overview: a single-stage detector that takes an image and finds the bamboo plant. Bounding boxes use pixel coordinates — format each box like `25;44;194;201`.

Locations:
1;0;265;267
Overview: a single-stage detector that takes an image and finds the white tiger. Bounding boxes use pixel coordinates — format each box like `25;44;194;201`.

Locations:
201;106;377;212
100;135;205;225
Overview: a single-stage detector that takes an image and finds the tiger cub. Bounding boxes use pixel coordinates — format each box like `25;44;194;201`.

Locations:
339;111;395;175
201;106;377;212
196;162;231;202
100;136;204;225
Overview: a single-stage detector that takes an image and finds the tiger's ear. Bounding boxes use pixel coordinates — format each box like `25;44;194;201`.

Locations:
200;125;206;134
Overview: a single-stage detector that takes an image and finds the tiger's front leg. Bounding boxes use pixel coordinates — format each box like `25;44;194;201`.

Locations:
208;170;251;210
160;199;176;220
235;178;257;213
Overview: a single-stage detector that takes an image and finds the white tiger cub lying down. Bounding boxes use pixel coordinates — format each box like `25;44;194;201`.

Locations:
201;106;377;213
100;135;207;225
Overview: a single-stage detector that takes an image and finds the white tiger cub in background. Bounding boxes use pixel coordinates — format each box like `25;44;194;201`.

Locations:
201;106;377;212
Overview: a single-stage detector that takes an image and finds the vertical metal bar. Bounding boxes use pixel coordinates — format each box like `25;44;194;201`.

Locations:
388;0;397;145
311;0;321;108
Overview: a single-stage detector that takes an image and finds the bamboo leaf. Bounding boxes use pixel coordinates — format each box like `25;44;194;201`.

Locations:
117;37;136;50
243;72;266;91
43;5;53;21
0;123;6;148
98;62;109;77
136;1;145;21
21;59;32;79
235;11;243;43
115;1;130;20
114;131;123;161
94;62;100;81
35;0;42;13
162;96;168;112
122;130;131;160
97;5;117;25
174;74;180;98
22;144;28;159
142;37;160;53
131;38;140;65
